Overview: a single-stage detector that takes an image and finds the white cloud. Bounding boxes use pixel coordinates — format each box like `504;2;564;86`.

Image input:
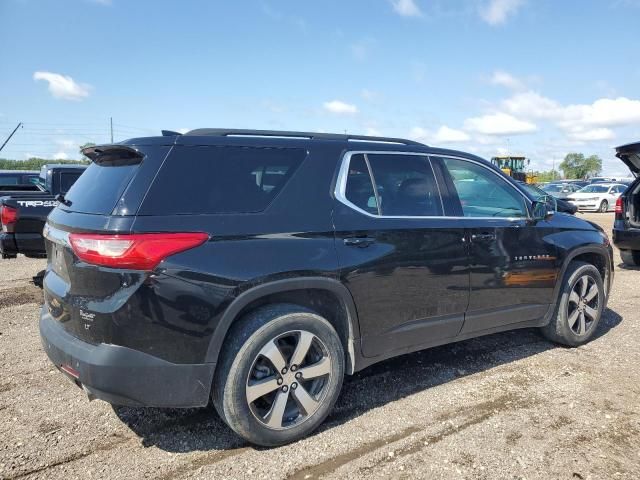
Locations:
464;112;537;135
502;91;640;139
567;128;615;142
390;0;422;17
33;71;91;101
323;100;358;115
177;128;190;134
479;0;525;26
490;70;525;90
365;127;382;137
559;97;640;128
410;125;471;144
53;151;69;160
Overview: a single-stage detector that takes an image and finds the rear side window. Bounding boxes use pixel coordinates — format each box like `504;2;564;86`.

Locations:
139;146;306;215
0;175;19;185
344;154;378;215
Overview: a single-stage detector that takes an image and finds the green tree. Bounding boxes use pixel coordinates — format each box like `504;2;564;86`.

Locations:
536;169;561;183
559;153;602;179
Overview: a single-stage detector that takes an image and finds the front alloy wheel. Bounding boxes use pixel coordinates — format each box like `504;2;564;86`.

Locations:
566;274;599;336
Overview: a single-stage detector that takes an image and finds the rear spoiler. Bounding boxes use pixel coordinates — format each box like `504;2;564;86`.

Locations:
81;145;144;165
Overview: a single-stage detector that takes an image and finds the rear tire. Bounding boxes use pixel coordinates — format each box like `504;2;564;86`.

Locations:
599;200;608;213
620;249;640;267
541;261;604;347
212;304;344;447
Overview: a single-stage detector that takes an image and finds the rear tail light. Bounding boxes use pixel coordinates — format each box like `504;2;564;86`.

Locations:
615;197;623;214
0;205;18;227
68;232;209;270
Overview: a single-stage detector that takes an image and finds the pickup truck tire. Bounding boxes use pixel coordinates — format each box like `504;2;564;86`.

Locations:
620;249;640;267
212;304;344;447
541;261;604;347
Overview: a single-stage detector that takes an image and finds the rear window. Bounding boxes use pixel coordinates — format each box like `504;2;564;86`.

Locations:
139;146;306;215
0;175;20;185
64;162;139;214
59;172;82;194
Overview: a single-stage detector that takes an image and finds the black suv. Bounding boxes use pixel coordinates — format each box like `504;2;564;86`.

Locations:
612;141;640;266
40;129;613;446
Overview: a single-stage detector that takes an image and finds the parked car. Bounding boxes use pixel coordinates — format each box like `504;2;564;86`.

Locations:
566;183;627;213
588;177;613;184
612;141;640;266
0;170;39;186
516;181;577;215
40;129;613;446
0;164;86;258
541;182;581;199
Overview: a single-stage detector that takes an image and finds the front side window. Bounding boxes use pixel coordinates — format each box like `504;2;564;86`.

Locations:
442;157;528;218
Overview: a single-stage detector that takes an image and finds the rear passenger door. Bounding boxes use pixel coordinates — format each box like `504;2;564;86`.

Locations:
333;152;470;358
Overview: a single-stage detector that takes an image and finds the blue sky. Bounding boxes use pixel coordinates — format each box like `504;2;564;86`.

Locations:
1;0;639;175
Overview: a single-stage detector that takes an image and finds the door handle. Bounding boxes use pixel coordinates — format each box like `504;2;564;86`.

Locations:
471;232;496;242
343;236;376;247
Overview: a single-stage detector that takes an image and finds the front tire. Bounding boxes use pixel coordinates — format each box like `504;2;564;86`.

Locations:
599;200;608;213
213;304;344;447
620;249;640;267
541;261;604;347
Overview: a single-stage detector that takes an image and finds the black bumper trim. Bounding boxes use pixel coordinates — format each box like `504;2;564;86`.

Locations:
39;308;216;408
613;228;640;251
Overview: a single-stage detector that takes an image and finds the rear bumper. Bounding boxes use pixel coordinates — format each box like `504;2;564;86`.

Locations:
613;227;640;251
0;232;18;257
0;232;45;258
39;307;215;408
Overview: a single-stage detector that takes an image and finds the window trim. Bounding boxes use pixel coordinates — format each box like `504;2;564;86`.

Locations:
335;151;532;220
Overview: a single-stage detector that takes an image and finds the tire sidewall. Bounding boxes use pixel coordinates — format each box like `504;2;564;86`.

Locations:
599;200;608;213
217;309;344;447
553;263;605;346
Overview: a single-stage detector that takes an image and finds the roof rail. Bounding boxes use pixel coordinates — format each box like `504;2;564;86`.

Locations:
184;128;426;147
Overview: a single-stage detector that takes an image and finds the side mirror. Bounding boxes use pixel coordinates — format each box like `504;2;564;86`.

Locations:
532;195;556;220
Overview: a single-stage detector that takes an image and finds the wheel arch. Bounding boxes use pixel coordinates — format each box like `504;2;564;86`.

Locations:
549;245;613;317
205;277;361;374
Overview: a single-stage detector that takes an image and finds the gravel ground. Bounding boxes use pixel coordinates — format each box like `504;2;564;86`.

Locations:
0;212;638;480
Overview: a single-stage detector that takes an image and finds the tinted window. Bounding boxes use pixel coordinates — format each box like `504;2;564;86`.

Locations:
65;163;138;214
59;172;82;194
578;185;609;193
140;146;305;215
443;158;527;218
367;154;442;216
0;175;19;185
344;154;378;214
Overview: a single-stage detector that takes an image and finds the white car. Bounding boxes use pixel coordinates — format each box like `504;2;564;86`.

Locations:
566;183;627;212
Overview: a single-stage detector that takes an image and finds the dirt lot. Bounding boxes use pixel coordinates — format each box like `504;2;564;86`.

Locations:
1;212;639;480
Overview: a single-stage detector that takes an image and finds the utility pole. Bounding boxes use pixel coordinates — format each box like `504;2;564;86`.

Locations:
110;117;114;143
0;122;22;154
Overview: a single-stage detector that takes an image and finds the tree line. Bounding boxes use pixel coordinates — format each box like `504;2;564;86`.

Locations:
0;143;94;170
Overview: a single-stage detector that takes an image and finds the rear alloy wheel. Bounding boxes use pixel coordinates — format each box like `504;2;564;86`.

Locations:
620;249;640;267
599;200;608;213
541;261;604;347
213;304;344;446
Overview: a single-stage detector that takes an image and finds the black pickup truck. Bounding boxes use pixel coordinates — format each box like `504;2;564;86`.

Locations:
0;164;86;258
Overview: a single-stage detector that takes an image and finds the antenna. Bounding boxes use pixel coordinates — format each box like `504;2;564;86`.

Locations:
0;122;23;153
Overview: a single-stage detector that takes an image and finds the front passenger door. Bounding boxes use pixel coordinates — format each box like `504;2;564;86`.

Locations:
436;156;560;335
